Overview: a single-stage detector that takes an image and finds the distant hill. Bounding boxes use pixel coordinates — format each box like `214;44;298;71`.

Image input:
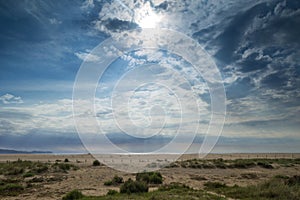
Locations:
0;148;52;154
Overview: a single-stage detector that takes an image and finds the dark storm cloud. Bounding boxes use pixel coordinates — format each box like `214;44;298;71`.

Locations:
261;72;288;89
192;24;219;46
102;18;138;32
214;2;269;65
237;52;271;73
200;0;300;106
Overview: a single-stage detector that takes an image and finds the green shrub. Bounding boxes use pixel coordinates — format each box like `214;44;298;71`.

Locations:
286;175;300;186
0;183;24;196
274;174;289;179
204;178;300;200
149;173;163;184
53;163;78;172
23;172;35;178
158;182;190;191
93;160;101;166
204;181;227;189
257;161;274;169
229;160;256;168
107;189;118;195
35;165;48;173
64;158;69;163
104;180;112;186
213;159;227;169
59;163;70;171
6;167;24;175
104;175;124;186
136;172;163;184
62;189;83;200
112;175;124;184
120;179;148;194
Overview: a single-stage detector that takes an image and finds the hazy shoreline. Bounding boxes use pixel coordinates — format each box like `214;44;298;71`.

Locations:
1;153;299;163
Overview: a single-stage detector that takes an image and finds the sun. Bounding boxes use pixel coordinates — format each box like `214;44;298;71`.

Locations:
135;3;162;29
139;13;161;28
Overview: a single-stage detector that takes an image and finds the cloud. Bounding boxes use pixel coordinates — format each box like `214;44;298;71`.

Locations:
0;99;74;135
0;0;299;153
49;18;62;25
0;93;23;104
81;0;94;10
75;51;101;62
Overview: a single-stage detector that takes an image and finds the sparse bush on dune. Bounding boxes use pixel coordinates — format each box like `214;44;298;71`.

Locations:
104;175;124;186
0;183;24;196
5;167;24;176
52;163;78;173
62;189;83;200
33;165;49;174
136;171;163;184
257;161;274;169
103;180;113;186
93;160;101;166
167;158;300;170
274;174;289;179
204;177;300;200
107;189;118;195
62;174;300;200
23;172;35;178
204;181;227;189
158;182;191;191
228;159;256;169
286;175;300;186
112;175;124;184
120;178;149;194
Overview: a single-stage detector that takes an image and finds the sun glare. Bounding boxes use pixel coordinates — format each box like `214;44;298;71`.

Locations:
139;13;161;28
135;3;162;28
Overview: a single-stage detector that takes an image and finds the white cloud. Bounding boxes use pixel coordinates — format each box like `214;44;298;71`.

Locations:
81;0;94;10
92;0;262;39
0;93;24;104
75;51;101;62
49;18;62;25
0;99;75;135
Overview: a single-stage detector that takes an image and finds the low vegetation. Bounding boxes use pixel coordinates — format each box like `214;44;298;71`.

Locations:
62;189;84;200
120;178;149;194
0;159;79;197
62;172;300;200
136;171;163;184
2;157;300;199
104;175;124;186
52;163;79;173
0;183;24;196
63;182;225;200
204;175;300;200
167;158;300;169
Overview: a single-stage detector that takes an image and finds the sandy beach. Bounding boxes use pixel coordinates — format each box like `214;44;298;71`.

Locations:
0;153;299;199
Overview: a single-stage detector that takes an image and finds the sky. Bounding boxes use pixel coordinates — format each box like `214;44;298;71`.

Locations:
0;0;299;153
